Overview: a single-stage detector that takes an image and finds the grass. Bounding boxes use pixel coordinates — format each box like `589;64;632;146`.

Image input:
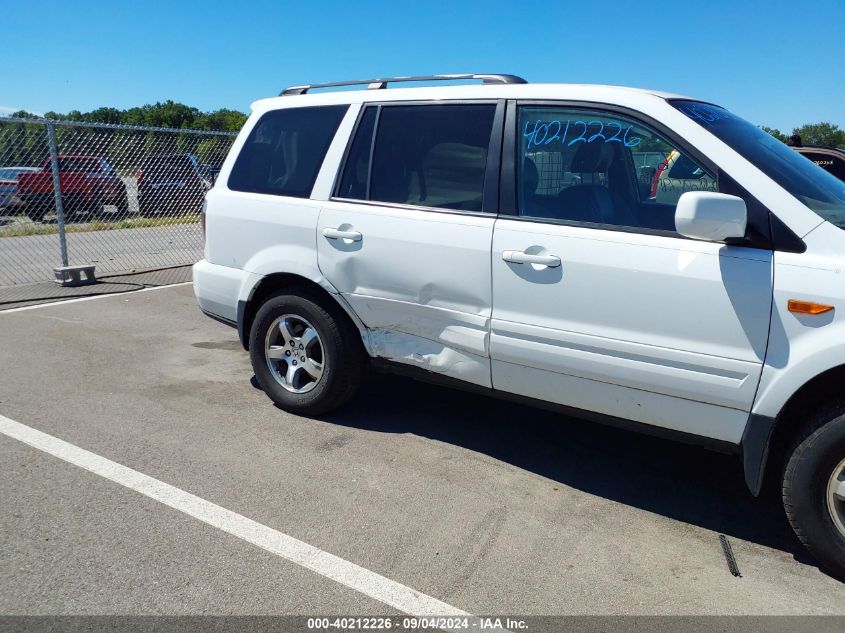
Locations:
0;214;200;238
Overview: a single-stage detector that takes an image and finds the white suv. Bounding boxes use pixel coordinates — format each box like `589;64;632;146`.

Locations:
193;74;845;578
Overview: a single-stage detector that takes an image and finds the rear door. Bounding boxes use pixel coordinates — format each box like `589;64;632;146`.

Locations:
318;101;504;387
490;102;774;443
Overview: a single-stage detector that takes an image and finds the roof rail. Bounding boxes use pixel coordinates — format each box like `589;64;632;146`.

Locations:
280;74;527;96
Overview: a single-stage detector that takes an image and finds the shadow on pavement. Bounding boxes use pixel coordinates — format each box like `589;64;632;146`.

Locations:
310;371;814;567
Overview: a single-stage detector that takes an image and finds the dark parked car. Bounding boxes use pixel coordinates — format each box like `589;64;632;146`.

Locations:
136;153;210;216
789;136;845;182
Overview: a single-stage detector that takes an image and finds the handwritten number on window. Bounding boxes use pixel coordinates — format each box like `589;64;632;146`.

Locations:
587;121;606;143
568;121;588;146
524;118;641;149
606;122;623;143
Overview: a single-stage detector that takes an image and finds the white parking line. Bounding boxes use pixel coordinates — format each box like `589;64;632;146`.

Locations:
1;282;192;314
0;413;469;617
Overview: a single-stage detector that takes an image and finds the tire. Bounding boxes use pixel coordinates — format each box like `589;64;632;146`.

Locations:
89;190;108;220
116;188;130;216
249;288;365;415
23;204;48;223
782;403;845;580
138;196;156;217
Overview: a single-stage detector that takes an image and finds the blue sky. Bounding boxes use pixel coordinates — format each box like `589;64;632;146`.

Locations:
3;0;843;132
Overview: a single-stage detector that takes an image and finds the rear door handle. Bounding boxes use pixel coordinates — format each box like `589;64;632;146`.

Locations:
502;250;561;267
322;227;362;241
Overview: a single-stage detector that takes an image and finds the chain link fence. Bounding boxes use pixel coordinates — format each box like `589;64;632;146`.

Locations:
0;117;237;306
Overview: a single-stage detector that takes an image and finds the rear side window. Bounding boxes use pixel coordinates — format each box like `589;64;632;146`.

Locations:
337;104;496;212
228;105;348;198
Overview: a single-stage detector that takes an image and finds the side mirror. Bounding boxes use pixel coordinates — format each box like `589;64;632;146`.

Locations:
675;191;747;242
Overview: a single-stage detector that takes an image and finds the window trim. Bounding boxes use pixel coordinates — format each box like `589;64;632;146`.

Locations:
501;99;781;250
330;99;506;216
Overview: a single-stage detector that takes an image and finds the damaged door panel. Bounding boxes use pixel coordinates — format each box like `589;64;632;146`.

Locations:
317;201;494;387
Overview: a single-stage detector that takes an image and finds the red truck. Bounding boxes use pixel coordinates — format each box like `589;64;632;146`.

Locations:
17;154;129;222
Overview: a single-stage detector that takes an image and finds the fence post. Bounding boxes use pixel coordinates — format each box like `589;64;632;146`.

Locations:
46;121;69;268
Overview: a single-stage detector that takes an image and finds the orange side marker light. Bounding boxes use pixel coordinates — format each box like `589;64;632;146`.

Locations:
788;300;834;315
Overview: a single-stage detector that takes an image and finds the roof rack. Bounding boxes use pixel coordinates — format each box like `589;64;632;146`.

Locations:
280;74;527;96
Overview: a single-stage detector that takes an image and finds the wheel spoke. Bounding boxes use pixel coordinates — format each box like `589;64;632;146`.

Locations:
266;314;324;394
279;318;296;347
300;327;318;350
302;357;323;380
835;478;845;501
285;362;302;388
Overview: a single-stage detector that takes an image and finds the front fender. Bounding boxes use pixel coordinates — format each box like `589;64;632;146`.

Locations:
744;240;845;494
753;249;845;420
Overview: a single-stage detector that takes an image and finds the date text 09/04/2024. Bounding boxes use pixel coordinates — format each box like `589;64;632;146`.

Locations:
306;617;529;630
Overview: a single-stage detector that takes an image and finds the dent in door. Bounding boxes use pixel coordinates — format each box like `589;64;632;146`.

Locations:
369;328;492;388
317;201;495;387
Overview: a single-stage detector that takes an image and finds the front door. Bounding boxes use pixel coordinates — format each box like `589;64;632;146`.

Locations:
490;104;773;443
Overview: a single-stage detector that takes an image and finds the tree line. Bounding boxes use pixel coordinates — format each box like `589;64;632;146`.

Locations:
7;101;247;133
0;102;244;173
761;122;844;147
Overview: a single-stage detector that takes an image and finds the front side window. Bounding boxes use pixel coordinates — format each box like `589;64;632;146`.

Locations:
672;101;845;229
228;105;348;198
517;107;716;232
338;104;496;212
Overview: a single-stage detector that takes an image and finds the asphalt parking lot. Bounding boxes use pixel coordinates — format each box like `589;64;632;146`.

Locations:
1;283;844;617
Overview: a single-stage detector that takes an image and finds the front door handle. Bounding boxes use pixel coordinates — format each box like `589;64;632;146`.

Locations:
322;227;362;241
502;250;561;267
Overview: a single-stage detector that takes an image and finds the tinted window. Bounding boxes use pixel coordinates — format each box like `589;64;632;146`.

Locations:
799;151;845;182
518;107;715;232
336;107;377;200
358;104;495;212
58;157;101;172
228;105;348;198
672;101;845;229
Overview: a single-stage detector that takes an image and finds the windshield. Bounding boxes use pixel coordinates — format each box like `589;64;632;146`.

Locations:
58;157;101;172
671;100;845;229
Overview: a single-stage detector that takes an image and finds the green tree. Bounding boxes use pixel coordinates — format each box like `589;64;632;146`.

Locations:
761;126;788;143
193;108;248;132
122;101;200;129
9;110;40;119
6;102;246;132
792;122;845;147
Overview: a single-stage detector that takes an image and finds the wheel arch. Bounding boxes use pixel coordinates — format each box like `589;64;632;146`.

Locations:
237;272;368;353
744;363;845;496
